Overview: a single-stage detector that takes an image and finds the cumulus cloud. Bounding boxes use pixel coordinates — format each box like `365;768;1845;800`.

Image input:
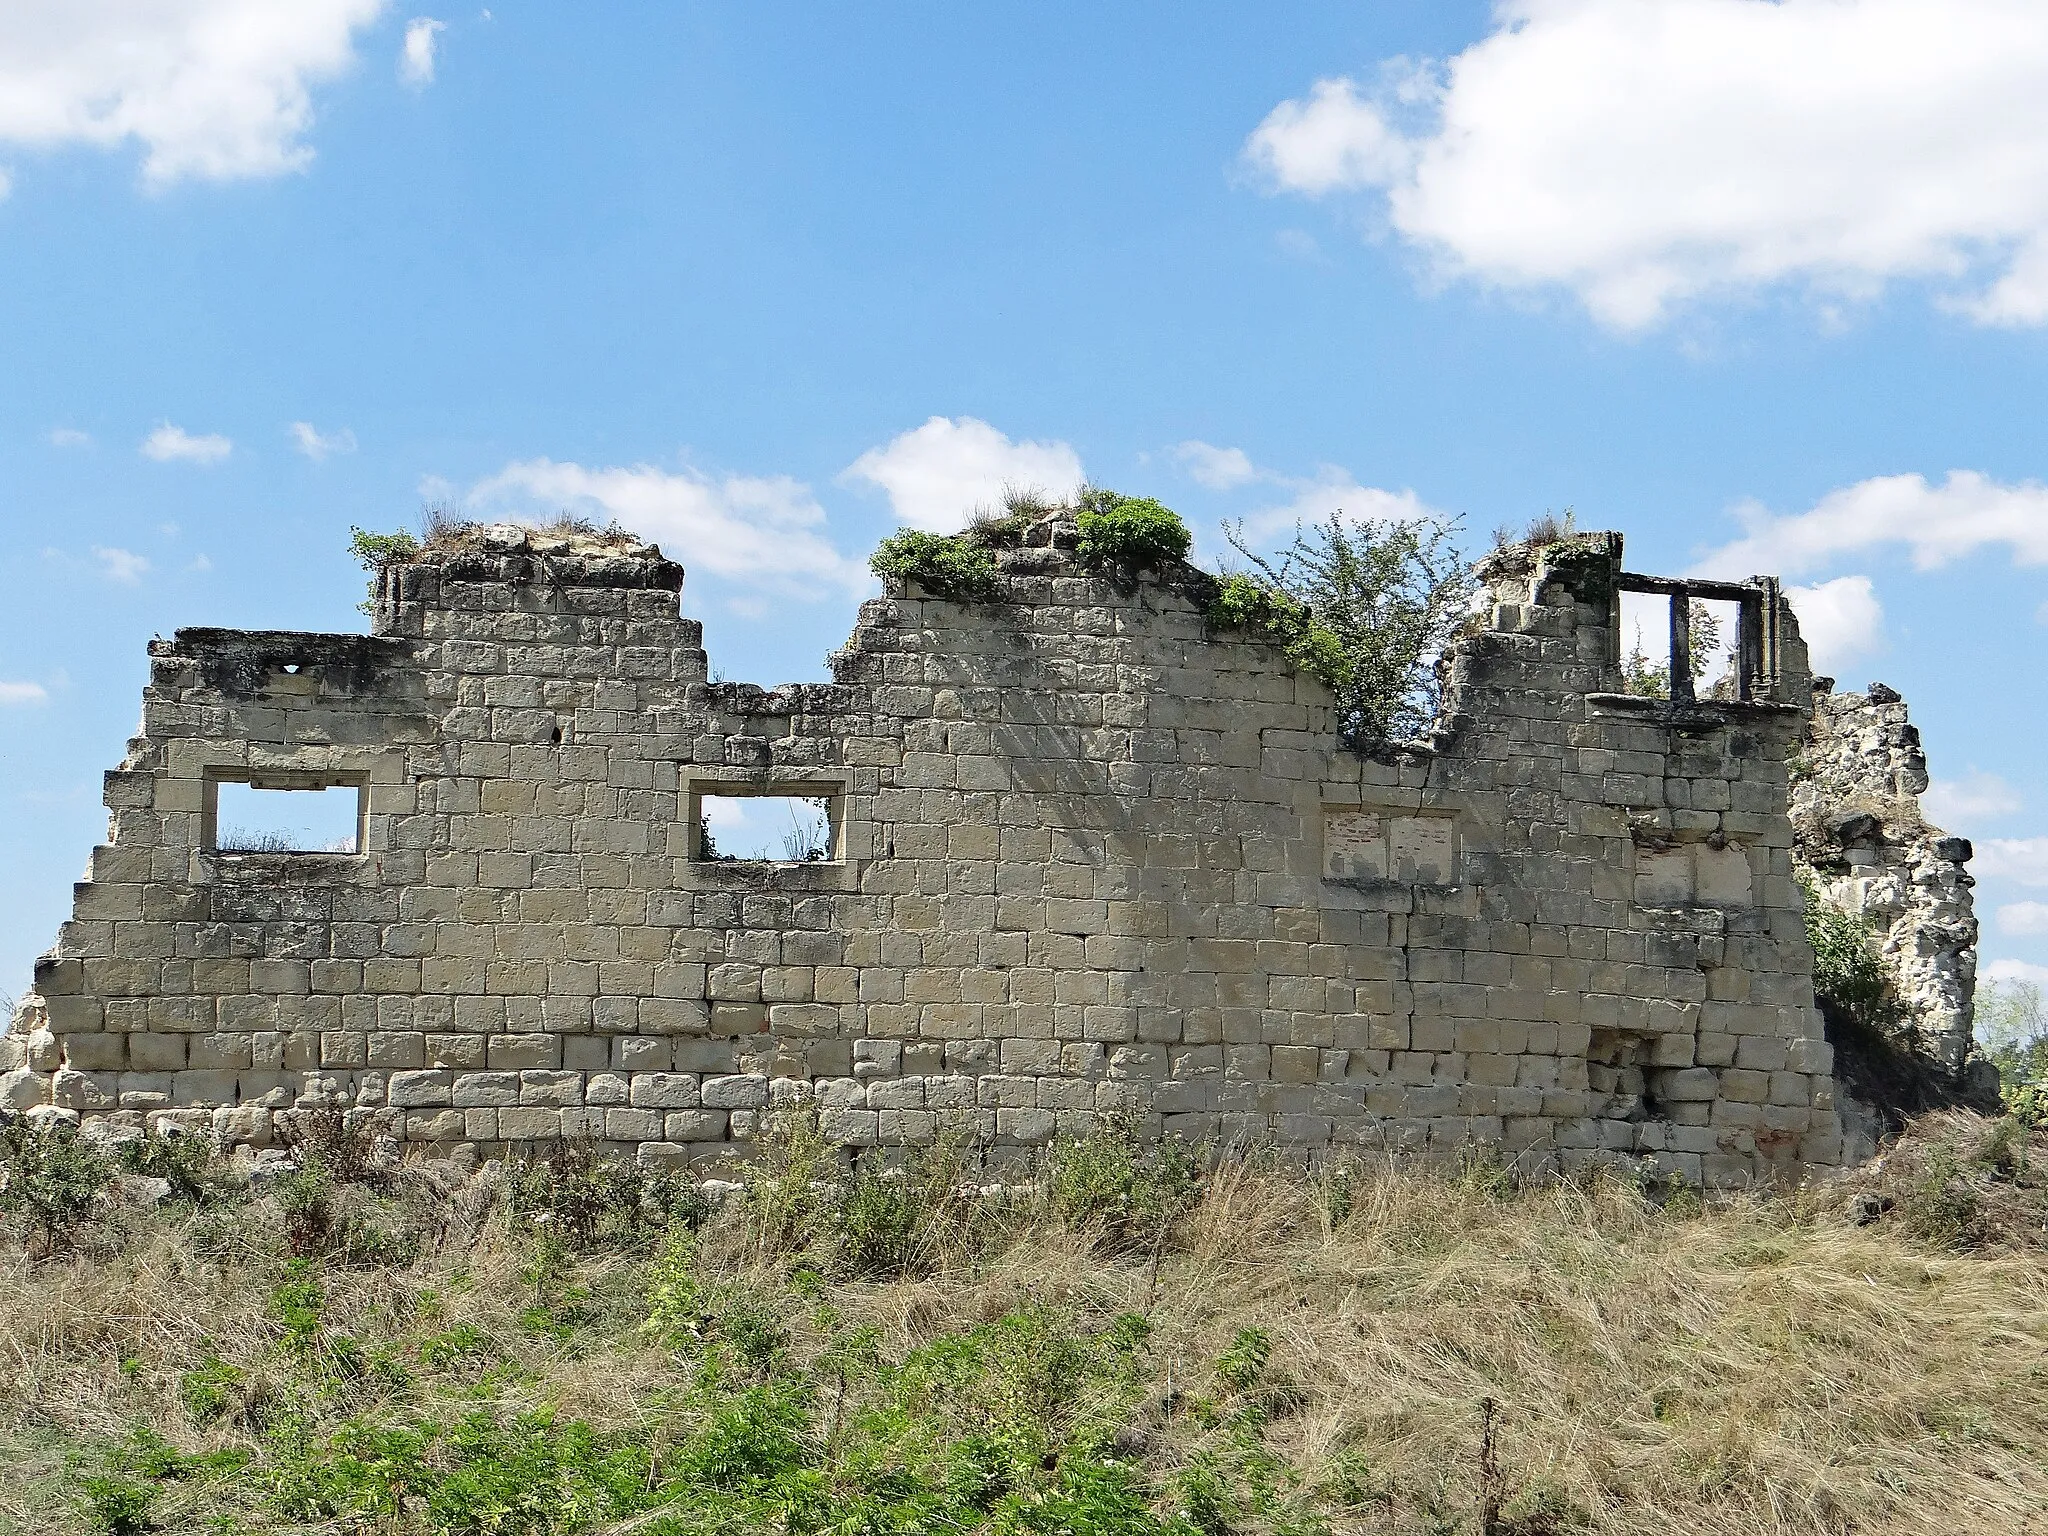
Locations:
399;17;444;88
1984;958;2048;986
91;546;149;584
141;423;231;464
1694;471;2048;579
842;417;1084;533
0;681;48;705
1977;838;2048;888
1923;770;2022;829
1236;470;1442;544
48;427;89;448
1244;0;2048;330
1173;441;1262;492
467;458;870;599
0;0;387;189
1996;901;2048;937
290;421;356;460
1781;575;1883;678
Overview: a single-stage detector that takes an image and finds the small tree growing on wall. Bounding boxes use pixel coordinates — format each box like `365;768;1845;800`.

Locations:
1215;512;1472;746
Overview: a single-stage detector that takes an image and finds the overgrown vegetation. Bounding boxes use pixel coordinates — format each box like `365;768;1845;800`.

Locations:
1073;488;1193;574
2;1109;2044;1534
1212;513;1471;744
1979;978;2048;1120
868;486;1198;603
1800;872;1902;1033
868;528;1003;603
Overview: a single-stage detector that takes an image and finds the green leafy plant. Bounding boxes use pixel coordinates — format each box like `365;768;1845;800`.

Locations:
346;527;420;572
1215;512;1471;745
1074;489;1193;573
1978;978;2048;1110
0;1116;113;1257
119;1129;220;1206
869;529;1001;603
1800;875;1898;1030
507;1139;707;1252
1045;1114;1203;1256
179;1356;244;1424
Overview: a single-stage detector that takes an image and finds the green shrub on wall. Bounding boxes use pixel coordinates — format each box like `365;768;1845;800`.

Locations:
1209;513;1472;746
868;529;1000;603
1073;490;1192;573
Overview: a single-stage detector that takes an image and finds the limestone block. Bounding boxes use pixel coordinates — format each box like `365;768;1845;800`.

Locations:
628;1072;700;1109
996;1106;1057;1143
498;1107;562;1140
519;1070;583;1106
701;1073;768;1108
487;1034;561;1070
0;1068;48;1109
62;1034;125;1071
604;1106;663;1140
53;1069;116;1110
1695;845;1754;906
451;1072;520;1109
1633;848;1693;906
388;1069;455;1108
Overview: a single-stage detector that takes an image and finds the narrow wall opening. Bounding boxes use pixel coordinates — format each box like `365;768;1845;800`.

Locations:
693;791;837;863
208;779;364;854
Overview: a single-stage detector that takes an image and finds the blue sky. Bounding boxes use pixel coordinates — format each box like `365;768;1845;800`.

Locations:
4;0;2048;1003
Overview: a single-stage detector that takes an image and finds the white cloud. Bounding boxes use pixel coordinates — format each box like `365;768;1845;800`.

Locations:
1984;958;2048;986
1923;770;2022;829
1245;0;2048;330
1173;441;1261;492
0;1;387;189
1274;228;1327;264
1237;470;1441;544
467;458;870;598
1694;471;2048;580
1244;74;1421;197
399;17;444;88
0;681;48;705
1996;901;2048;937
1977;838;2048;888
91;546;149;584
842;417;1084;533
290;420;356;460
1781;575;1883;678
47;427;89;448
141;422;231;465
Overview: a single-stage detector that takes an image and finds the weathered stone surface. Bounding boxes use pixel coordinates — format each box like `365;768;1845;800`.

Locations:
0;521;1855;1182
1793;680;1979;1072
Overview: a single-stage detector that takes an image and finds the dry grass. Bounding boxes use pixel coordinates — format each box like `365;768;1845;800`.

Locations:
2;1116;2045;1534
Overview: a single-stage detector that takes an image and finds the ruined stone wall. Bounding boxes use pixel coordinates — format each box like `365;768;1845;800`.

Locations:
1;523;1846;1183
1792;681;1979;1072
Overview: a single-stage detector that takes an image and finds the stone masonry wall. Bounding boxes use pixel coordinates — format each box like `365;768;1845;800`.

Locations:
0;522;1845;1183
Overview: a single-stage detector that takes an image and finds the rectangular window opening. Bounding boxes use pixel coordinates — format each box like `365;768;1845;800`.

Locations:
1620;592;1742;701
210;779;364;854
694;791;837;863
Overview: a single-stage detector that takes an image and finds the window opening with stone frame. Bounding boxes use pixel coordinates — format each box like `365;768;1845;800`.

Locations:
1613;573;1783;705
691;788;840;863
205;776;366;854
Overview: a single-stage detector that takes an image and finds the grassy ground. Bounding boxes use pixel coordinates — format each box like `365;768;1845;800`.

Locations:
0;1110;2044;1536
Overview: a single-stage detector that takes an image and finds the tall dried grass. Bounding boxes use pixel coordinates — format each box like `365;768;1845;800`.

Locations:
1;1115;2044;1533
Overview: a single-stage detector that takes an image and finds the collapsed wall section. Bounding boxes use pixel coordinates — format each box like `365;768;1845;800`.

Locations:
1792;680;1990;1116
2;522;1844;1182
